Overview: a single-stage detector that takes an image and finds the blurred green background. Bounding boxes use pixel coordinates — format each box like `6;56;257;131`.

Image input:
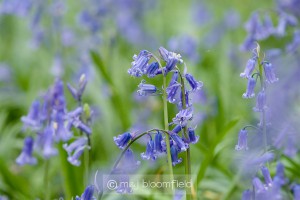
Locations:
0;0;299;199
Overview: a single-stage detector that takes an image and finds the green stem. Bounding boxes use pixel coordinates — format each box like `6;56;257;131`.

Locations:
178;71;193;200
152;54;174;183
84;136;90;187
257;53;268;155
44;160;50;200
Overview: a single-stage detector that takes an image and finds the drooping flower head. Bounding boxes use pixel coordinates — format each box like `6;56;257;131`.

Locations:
170;145;182;166
185;73;203;91
235;129;248;151
240;58;257;78
263;62;278;84
16;136;37;166
114;132;132;149
172;108;193;127
21;100;41;130
253;90;266;112
75;185;94;200
187;127;199;144
242;77;256;98
141;138;156;160
128;50;152;77
137;80;157;96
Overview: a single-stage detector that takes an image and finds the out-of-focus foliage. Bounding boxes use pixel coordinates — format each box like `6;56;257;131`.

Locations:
0;0;300;199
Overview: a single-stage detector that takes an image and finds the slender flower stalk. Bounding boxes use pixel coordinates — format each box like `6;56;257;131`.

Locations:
256;47;268;154
156;54;175;184
178;70;193;200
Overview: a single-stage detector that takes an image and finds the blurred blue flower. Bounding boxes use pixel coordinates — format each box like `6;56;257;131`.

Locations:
263;62;278;84
242;77;256;98
42;126;58;159
261;166;272;187
16;137;37;166
240;58;257;79
64;137;87;155
235;129;248;151
253;90;266;112
21;100;41;130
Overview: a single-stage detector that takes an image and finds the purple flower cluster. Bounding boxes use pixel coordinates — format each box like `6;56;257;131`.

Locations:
241;2;300;53
16;75;92;166
112;46;203;186
242;162;300;200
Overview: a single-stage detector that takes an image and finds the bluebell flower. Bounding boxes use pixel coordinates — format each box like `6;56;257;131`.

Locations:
166;83;181;103
154;131;163;153
52;110;72;141
52;79;66;112
128;50;152;77
0;0;32;16
21;100;41;130
67;74;87;101
137;80;157;96
240;35;256;51
172;108;193;127
242;77;256;98
67;146;85;166
284;136;298;157
242;190;252;200
172;125;183;134
240;58;257;78
251;153;274;166
76;185;94;200
263;14;275;36
185;73;203;91
187;128;199;144
141;139;156;160
115;175;132;194
235;129;248;150
179;90;191;109
286;29;300;52
293;185;300;200
145;62;159;78
114;132;132;149
63;137;88;155
122;149;140;169
42;126;58;159
274;162;287;185
168;71;179;86
170;145;182;166
253;90;266;112
158;47;182;74
261;166;272;187
16;137;37;166
78;10;101;33
252;177;266;194
263;62;278;84
170;133;188;152
72;118;92;135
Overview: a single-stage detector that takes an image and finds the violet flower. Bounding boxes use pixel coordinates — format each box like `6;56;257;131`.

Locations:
16;137;37;166
114;132;132;149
